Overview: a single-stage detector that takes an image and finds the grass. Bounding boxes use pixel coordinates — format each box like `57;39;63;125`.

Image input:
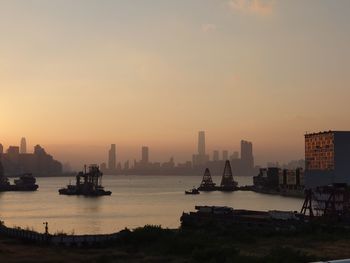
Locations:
1;223;350;262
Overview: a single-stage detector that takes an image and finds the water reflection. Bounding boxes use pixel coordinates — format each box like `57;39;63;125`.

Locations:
0;175;303;234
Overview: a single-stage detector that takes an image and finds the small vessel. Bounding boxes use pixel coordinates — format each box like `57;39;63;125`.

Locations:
0;161;38;191
197;168;216;191
13;173;39;191
185;188;200;195
59;165;111;196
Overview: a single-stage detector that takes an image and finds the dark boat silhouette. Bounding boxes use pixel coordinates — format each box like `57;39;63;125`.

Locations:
185;187;200;195
0;161;38;191
59;165;111;196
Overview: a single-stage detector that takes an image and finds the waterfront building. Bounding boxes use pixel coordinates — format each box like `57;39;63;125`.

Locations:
241;140;254;169
1;144;62;176
253;167;280;190
108;144;116;171
20;137;27;154
305;131;350;188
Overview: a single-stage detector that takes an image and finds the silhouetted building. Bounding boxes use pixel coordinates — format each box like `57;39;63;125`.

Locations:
1;144;62;176
254;167;280;190
213;150;219;161
142;146;149;163
241;140;254;169
0;143;3;155
222;150;228;161
108;144;116;170
198;131;205;155
193;131;209;167
20;137;27;154
305;131;350;188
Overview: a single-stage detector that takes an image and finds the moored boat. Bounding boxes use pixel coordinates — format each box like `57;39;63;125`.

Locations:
185;188;200;195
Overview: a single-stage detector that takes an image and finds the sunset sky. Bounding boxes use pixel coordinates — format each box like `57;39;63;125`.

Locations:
1;0;350;168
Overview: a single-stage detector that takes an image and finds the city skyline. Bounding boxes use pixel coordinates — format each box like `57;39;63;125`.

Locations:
1;1;350;169
0;131;303;172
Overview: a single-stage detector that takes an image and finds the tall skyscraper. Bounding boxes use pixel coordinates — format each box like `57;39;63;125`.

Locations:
198;131;206;155
193;131;209;167
213;150;219;161
108;144;116;170
20;137;27;154
241;140;254;169
222;150;229;161
142;146;149;163
0;143;3;154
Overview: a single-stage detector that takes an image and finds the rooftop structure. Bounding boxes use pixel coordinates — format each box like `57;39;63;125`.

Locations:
305;131;350;188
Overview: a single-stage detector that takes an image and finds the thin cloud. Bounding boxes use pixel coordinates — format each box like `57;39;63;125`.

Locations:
201;23;217;33
228;0;274;16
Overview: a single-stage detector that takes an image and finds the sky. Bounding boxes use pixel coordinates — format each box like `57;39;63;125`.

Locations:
1;0;350;169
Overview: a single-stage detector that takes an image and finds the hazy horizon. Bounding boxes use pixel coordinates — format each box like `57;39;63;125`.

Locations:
1;0;350;169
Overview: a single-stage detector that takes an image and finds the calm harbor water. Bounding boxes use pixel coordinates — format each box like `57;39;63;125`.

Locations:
0;175;303;234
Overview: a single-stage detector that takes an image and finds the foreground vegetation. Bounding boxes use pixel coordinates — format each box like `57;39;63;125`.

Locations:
1;223;350;262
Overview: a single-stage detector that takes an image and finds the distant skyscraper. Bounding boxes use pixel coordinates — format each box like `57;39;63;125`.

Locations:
20;137;27;154
142;146;149;163
213;150;219;161
0;143;3;154
193;131;209;167
222;150;228;161
198;131;206;155
108;144;116;170
241;140;254;169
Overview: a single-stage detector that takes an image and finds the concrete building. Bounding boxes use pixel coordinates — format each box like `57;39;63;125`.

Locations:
108;144;116;170
198;131;205;155
192;131;209;167
241;140;254;169
1;145;62;176
20;137;27;154
142;146;149;163
305;131;350;188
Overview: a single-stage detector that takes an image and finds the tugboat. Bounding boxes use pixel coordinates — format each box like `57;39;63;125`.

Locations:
218;160;238;191
197;168;216;191
0;161;38;191
185;187;200;195
13;173;38;191
59;165;111;196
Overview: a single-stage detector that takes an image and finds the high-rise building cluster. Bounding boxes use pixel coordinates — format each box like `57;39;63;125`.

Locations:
0;137;62;176
100;131;257;176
